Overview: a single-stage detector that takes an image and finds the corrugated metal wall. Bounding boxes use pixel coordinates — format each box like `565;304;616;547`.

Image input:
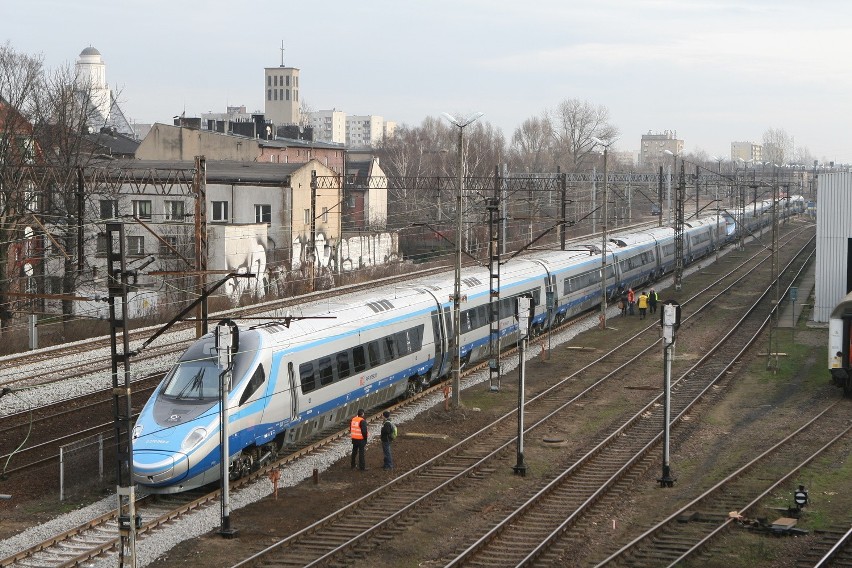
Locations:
815;172;852;322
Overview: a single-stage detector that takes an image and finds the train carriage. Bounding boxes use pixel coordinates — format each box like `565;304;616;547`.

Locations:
132;213;748;492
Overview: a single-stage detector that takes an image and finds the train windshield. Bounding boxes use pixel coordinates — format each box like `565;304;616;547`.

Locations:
160;357;220;400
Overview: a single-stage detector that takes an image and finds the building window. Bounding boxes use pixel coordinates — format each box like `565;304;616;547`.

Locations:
304;208;311;224
96;233;107;255
159;236;178;257
165;200;185;221
286;76;290;87
212;201;229;222
322;207;328;223
267;89;271;101
132;200;152;220
286;89;290;101
267;76;271;86
99;199;117;220
127;236;144;256
255;204;271;224
273;76;278;87
273;89;278;101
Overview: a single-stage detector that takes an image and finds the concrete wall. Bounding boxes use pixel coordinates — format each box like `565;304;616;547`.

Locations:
208;223;268;300
136;124;259;161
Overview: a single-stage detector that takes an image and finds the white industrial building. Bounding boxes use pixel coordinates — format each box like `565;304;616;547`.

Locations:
814;172;852;322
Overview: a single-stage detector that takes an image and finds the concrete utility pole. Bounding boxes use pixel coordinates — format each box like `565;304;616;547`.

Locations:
442;111;484;409
592;136;617;330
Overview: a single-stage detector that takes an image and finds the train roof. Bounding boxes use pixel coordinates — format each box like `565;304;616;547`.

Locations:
609;232;658;247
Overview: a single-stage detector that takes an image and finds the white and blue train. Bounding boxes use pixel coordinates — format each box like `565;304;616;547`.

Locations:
132;209;801;492
721;194;805;241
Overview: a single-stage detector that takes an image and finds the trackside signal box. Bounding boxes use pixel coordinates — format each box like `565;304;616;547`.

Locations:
661;300;681;345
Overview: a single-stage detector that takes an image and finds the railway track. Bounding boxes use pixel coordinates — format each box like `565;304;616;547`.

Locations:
594;402;850;567
437;234;816;567
0;224;813;567
799;524;852;567
214;230;815;566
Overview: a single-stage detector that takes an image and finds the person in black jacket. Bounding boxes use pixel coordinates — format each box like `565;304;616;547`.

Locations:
380;411;395;470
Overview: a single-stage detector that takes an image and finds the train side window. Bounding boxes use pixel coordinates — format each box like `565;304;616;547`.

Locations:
384;335;398;360
318;357;333;386
368;341;382;367
336;351;351;380
462;309;473;333
500;297;512;319
353;345;367;372
299;362;316;394
395;331;410;356
411;325;424;351
476;305;488;328
239;366;266;406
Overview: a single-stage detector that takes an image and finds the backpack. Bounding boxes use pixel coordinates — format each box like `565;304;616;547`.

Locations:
387;421;398;440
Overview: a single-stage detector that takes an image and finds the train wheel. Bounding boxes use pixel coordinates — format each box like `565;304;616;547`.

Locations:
405;380;419;398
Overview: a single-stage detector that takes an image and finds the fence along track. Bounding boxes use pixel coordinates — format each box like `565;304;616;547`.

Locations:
437;237;814;567
225;234;813;567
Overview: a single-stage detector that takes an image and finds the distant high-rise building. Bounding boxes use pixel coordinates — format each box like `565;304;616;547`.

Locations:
730;141;762;164
307;109;347;144
346;115;385;148
264;46;300;126
639;131;683;167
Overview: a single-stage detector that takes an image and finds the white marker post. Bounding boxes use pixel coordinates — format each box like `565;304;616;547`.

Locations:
216;319;239;538
659;301;680;488
513;295;532;476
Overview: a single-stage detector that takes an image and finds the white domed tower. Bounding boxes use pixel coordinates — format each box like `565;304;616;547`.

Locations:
75;46;112;128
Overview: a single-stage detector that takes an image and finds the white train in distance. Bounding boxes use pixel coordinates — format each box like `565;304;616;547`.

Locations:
132;198;806;492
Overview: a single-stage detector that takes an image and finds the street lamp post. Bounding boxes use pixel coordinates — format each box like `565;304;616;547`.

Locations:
592;137;616;330
442;111;484;409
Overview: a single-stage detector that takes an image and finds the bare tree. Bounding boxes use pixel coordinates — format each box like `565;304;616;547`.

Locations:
0;43;43;332
762;127;794;164
32;62;111;318
509;116;554;173
550;98;619;171
299;98;314;129
793;145;815;166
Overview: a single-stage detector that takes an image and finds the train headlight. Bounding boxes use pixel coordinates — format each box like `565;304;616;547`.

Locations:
181;427;208;452
132;424;143;440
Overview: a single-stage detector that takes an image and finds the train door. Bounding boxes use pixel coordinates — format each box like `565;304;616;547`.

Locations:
287;361;299;417
430;309;450;381
546;274;556;328
419;287;453;381
441;305;453;377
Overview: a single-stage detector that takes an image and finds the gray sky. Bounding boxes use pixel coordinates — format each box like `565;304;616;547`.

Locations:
5;0;851;164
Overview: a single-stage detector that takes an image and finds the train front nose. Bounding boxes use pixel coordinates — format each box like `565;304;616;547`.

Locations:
132;450;189;486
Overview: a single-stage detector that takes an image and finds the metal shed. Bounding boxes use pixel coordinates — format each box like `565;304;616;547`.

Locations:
814;172;852;322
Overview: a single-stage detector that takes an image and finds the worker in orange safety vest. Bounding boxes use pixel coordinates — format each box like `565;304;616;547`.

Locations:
350;408;368;471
